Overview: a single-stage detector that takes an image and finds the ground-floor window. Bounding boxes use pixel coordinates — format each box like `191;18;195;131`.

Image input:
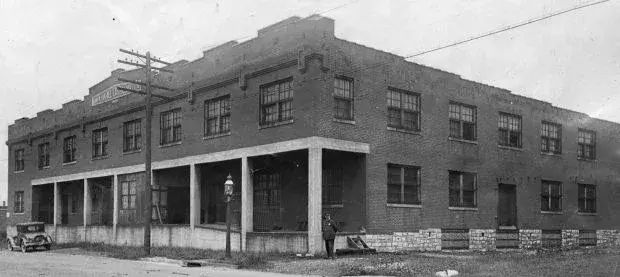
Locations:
578;183;596;213
121;176;137;210
253;172;281;231
323;167;343;206
541;180;562;212
71;193;80;214
448;171;476;208
14;191;24;213
387;164;421;205
152;185;168;222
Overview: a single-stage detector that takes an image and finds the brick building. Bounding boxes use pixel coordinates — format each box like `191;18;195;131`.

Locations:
5;15;620;253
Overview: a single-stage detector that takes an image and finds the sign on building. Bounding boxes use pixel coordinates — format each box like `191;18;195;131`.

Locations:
91;81;142;106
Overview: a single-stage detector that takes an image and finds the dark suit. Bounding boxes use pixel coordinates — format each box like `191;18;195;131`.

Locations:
322;218;339;257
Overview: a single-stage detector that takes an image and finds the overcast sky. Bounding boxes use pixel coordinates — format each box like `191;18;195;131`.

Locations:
0;0;618;203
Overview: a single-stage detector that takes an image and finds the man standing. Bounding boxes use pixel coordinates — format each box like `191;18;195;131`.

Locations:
322;213;339;259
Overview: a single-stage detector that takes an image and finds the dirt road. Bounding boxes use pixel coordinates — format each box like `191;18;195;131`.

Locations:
0;248;304;277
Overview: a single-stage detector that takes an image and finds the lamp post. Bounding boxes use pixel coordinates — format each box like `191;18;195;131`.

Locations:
224;174;234;258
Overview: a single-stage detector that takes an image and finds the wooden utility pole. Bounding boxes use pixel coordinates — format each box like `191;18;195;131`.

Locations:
118;49;174;254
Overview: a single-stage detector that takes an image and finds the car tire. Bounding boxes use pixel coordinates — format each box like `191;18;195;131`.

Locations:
45;245;50;251
20;241;28;253
7;240;13;251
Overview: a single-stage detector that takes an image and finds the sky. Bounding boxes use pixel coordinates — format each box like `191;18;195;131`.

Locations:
0;0;618;204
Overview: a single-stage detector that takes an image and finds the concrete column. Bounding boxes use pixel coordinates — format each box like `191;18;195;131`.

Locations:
83;179;91;227
308;147;323;255
241;156;253;251
113;175;119;237
190;164;201;228
53;182;60;226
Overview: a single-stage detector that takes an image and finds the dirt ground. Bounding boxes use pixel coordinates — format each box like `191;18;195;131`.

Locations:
0;247;305;277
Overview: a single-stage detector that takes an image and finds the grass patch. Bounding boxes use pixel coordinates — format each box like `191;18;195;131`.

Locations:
53;242;272;269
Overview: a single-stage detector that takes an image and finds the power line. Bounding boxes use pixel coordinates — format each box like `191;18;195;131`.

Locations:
406;0;611;59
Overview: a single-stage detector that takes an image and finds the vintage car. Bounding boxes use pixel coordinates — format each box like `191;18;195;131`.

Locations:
6;222;53;253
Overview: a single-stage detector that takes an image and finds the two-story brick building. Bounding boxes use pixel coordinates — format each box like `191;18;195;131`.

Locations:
5;15;620;253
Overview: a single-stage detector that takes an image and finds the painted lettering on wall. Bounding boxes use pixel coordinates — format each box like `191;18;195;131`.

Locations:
91;82;141;106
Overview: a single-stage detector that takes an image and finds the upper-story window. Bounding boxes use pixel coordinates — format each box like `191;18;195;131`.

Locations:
259;78;293;126
333;77;354;120
541;180;562;212
14;148;24;172
387;88;420;131
498;112;522;148
541;121;562;154
204;95;231;137
577;129;596;160
123;119;142;153
387;164;421;205
92;128;108;158
448;102;476;141
63;136;77;164
160;108;182;145
449;171;477;208
38;142;50;169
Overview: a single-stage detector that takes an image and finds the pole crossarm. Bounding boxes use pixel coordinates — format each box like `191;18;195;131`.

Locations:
120;48;173;66
117;87;174;101
117;78;175;91
117;60;174;73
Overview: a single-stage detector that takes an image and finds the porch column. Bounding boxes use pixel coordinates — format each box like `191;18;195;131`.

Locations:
53;182;60;226
241;156;253;251
308;147;323;254
113;175;119;236
83;179;91;227
190;164;201;228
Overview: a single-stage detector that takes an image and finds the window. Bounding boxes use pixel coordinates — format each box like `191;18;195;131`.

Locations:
123;119;142;152
334;77;354;120
449;102;476;141
323;167;344;205
14;191;24;213
121;176;138;210
577;129;596;160
71;193;80;214
38;143;50;169
259;78;294;126
541;180;562;212
387;164;421;205
498;112;522;148
92;128;108;158
14;149;24;171
204;95;231;136
152;185;168;222
387;88;420;131
541;122;562;154
160;109;182;145
578;183;596;213
448;171;477;208
63;136;76;163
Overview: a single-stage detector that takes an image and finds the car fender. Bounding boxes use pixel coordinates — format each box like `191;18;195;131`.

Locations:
7;236;17;247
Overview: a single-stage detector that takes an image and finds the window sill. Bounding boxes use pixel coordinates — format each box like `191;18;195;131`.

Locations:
38;166;51;170
160;141;182;148
448;137;477;145
448;207;478;211
333;118;356;125
122;149;142;156
92;155;110;161
577;212;597;216
203;132;231;140
13;212;25;215
13;170;24;174
540;152;562;157
577;158;597;162
323;204;344;208
541;211;563;215
259;119;294;130
498;145;523;151
387;203;422;208
387;127;420;135
63;161;77;166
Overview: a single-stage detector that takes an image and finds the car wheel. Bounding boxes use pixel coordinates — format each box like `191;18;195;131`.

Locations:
7;240;13;251
20;241;28;253
45;245;51;251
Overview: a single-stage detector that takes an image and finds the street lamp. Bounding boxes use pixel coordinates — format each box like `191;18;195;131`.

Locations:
224;174;234;258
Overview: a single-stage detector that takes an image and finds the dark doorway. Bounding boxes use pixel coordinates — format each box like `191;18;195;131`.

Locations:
61;194;69;225
497;184;517;228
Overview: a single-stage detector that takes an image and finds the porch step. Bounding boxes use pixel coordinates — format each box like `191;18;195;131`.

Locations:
335;236;377;256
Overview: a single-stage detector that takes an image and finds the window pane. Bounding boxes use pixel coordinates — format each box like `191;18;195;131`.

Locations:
462;122;475;140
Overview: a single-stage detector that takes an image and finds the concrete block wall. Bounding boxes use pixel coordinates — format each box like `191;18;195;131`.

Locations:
469;229;496;251
561;229;579;249
518;229;542;250
596;229;619;247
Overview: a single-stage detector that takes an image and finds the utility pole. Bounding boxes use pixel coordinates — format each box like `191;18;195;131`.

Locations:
118;49;174;255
